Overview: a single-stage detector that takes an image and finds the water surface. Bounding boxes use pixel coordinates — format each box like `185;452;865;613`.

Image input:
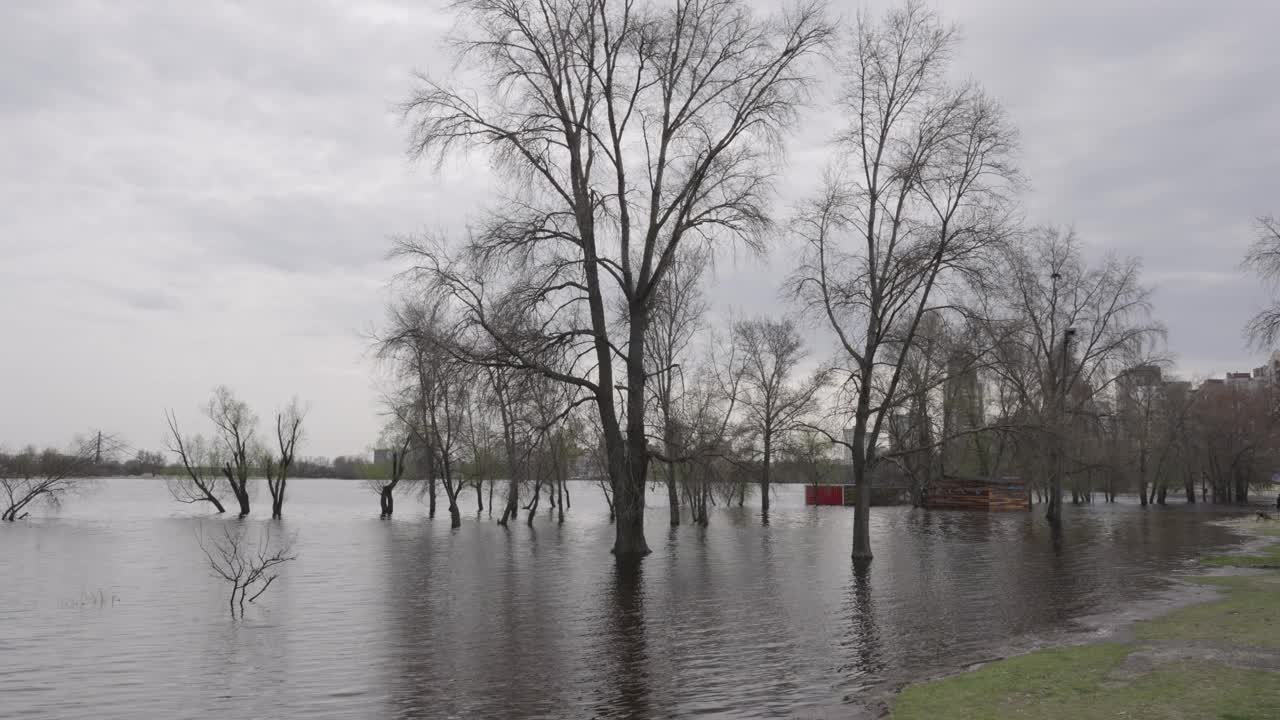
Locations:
0;478;1251;718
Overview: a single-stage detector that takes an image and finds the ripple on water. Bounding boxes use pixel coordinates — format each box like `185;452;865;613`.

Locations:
0;478;1256;719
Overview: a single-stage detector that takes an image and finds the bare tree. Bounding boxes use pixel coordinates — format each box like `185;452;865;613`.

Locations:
1244;215;1280;347
461;386;504;515
978;229;1164;523
264;399;305;518
400;0;832;557
207;386;257;517
488;366;532;526
645;247;709;527
378;298;477;527
732;317;828;520
164;410;227;513
1190;380;1280;504
668;332;746;525
197;523;296;617
369;431;414;517
790;2;1020;559
1;439;96;521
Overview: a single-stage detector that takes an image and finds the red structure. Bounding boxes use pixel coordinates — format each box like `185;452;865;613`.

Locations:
804;485;847;505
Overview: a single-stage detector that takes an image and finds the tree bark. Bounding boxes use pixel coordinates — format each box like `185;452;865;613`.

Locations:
666;461;680;528
761;434;772;522
380;486;394;517
852;360;874;560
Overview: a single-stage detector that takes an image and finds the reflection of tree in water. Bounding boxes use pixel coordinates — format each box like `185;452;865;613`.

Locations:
836;560;885;703
592;557;651;719
381;527;444;717
380;524;577;718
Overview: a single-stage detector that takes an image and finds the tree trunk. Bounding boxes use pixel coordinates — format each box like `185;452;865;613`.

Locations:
475;481;483;513
234;485;250;517
1046;443;1063;526
613;470;648;556
499;477;519;525
272;478;285;518
428;477;437;517
666;462;680;527
761;434;772;522
380;485;394;517
851;367;874;560
526;481;540;526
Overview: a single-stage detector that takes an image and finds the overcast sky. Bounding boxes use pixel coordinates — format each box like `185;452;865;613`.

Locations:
2;0;1278;458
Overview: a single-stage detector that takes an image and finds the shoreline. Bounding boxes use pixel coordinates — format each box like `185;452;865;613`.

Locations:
886;516;1280;718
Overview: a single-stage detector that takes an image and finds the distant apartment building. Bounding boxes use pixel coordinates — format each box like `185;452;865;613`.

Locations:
1252;350;1280;385
1194;351;1280;393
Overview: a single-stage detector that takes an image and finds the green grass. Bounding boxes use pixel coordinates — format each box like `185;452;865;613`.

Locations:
891;524;1280;719
893;644;1129;720
1202;522;1280;568
895;652;1280;720
1136;574;1280;649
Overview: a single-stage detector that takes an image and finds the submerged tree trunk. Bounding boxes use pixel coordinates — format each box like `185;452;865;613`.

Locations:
499;477;519;526
666;461;680;528
851;375;874;561
761;435;771;522
526;478;541;526
475;481;483;513
224;466;250;518
270;477;286;518
1046;445;1063;527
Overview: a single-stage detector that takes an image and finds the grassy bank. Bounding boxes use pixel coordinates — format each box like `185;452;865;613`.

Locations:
891;519;1280;719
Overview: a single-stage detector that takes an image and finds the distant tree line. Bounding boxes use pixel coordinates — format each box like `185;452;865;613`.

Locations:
7;1;1280;561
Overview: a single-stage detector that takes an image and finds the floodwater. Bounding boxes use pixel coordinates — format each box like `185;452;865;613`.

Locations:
0;479;1256;719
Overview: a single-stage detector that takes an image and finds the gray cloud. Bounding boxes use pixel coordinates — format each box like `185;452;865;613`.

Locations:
1;0;1278;455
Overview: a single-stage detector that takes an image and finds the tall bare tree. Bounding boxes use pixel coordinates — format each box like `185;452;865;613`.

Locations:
732;317;827;520
164;411;227;513
263;399;305;519
790;2;1019;559
379;299;475;527
461;386;504;515
369;431;414;518
670;332;746;525
644;247;709;526
979;229;1164;524
400;0;832;557
208;386;257;517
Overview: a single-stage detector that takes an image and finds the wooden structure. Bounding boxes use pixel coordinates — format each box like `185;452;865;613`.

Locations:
923;475;1028;512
